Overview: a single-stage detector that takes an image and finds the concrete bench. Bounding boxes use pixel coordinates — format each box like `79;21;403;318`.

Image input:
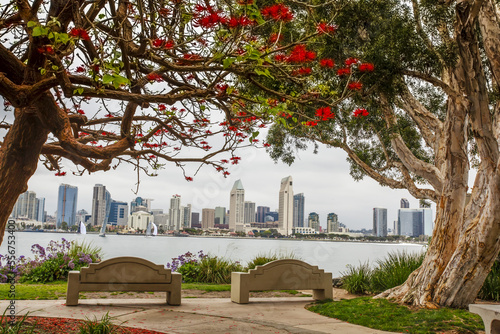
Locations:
66;256;181;306
231;259;333;304
470;304;500;334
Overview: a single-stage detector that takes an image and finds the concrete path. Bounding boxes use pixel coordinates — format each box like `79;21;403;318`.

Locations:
1;298;393;333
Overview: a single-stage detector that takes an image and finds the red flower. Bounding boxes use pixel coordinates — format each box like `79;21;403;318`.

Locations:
345;57;359;67
77;109;85;115
348;82;363;90
315;106;335;121
164;40;175;49
158;104;166;111
305;120;318;127
287;45;316;63
104;113;113;118
69;28;90;41
353;108;369;117
261;4;294;22
152;38;164;48
337;68;351;76
359;63;375;72
269;33;283;44
147;72;163;82
320;58;335;68
37;46;55;54
223;171;230;176
75;66;85;73
185;176;193;181
274;54;287;62
263;143;271;147
317;22;337;35
55;171;66;176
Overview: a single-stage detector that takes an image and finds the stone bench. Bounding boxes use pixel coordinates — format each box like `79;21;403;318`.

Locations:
469;304;500;334
231;259;333;304
66;256;181;306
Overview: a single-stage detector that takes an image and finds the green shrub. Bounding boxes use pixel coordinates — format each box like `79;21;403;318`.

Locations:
195;256;244;284
341;263;372;295
78;312;118;334
0;309;34;334
479;258;500;301
177;262;200;283
370;251;424;294
246;251;299;271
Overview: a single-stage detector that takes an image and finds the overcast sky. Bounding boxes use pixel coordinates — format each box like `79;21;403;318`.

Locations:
24;140;434;231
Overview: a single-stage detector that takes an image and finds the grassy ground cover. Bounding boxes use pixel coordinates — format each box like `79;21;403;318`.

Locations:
308;297;484;334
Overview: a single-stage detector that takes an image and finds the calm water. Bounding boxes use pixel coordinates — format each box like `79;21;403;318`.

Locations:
1;232;425;276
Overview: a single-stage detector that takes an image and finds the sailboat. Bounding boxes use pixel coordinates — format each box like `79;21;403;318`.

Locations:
99;220;106;237
77;221;86;235
146;221;158;237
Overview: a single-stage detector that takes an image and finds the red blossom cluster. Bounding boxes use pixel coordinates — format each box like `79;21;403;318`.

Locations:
152;39;174;49
37;45;54;54
146;73;163;82
230;156;242;164
320;58;335;68
291;67;311;76
263;143;271;147
227;16;254;28
359;63;375;72
269;33;283;44
55;171;66;176
287;45;316;63
337;68;351;76
75;66;85;73
76;109;85;115
353;108;369;117
69;28;90;41
104;113;113;118
317;22;337;35
348;81;363;90
185;176;193;181
261;4;294;22
345;57;359;67
315;106;335;121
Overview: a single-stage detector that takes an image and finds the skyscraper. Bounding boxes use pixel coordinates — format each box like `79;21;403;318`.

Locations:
108;200;128;225
293;193;305;227
278;176;294;235
229;180;245;231
373;207;388;237
327;212;339;233
398;208;434;237
91;184;111;226
191;212;200;227
11;191;38;220
244;201;256;224
256;206;270;223
308;212;320;232
400;198;410;208
182;204;192;229
215;206;226;225
36;198;45;222
169;195;182;230
130;197;152;213
57;184;78;228
202;208;215;229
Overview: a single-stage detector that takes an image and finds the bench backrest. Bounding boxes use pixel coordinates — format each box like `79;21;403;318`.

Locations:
79;256;172;284
245;259;328;290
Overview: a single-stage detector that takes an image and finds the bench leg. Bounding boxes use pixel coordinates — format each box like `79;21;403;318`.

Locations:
313;287;333;301
231;273;249;304
167;273;181;306
66;272;80;306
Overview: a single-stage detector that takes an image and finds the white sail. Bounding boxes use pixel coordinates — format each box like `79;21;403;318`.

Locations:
99;221;106;237
80;222;86;235
152;222;158;236
146;221;152;237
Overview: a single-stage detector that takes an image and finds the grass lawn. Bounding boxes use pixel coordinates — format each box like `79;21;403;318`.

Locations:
308;297;484;334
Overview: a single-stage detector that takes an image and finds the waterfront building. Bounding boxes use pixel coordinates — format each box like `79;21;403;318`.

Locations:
400;198;410;208
293;193;305;227
373;207;388;237
244;201;256;224
214;206;226;225
57;184;78;228
278;176;294;235
108;200;128;225
229;179;245;232
11;191;38;220
91;184;111;226
308;212;320;232
265;211;279;222
292;226;318;235
130;197;152;213
256;206;270;223
169;195;182;230
36;198;46;222
191;212;200;228
128;211;153;231
327;212;339;233
398;208;434;237
202;208;215;229
182;204;192;229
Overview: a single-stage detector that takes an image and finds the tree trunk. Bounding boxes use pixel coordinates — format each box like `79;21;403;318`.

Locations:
0;103;49;244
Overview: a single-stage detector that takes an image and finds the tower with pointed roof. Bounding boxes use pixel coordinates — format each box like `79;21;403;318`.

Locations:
229;179;245;232
279;176;294;235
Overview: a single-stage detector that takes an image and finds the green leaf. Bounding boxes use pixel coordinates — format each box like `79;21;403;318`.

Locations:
32;26;46;37
223;57;236;69
51;65;59;71
98;14;105;19
102;74;114;85
27;21;37;28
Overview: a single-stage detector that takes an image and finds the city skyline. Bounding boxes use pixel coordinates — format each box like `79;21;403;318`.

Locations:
23;145;440;230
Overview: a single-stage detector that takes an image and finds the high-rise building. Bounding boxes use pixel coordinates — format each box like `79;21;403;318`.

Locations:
202;208;215;229
278;176;294;235
91;184;111;226
169;195;182;230
36;198;46;222
400;198;410;208
130;197;152;213
293;193;305;227
244;201;256;224
214;206;226;225
327;212;339;233
256;206;270;223
398;208;434;237
373;207;388;237
108;200;128;225
11;191;38;220
191;212;200;227
57;184;78;228
308;212;320;232
229;180;245;232
265;211;279;222
182;204;192;229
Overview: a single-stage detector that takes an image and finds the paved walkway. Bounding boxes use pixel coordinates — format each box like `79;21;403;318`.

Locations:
1;297;393;333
